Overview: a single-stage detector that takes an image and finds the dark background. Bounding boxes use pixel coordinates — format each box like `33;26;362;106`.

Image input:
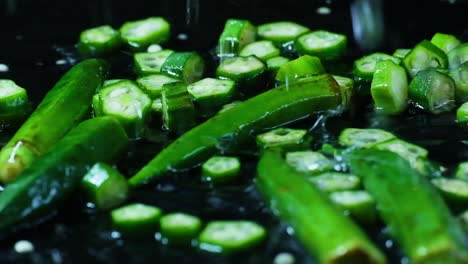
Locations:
0;0;467;263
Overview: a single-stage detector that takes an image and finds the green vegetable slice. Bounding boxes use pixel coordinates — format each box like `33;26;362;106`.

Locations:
402;40;448;77
78;25;122;55
455;162;468;181
136;73;178;99
111;203;163;236
0;79;29;124
160;212;202;245
160;52;205;84
456;102;468;124
161;82;196;134
218;19;256;57
82;162;128;210
430;33;461;54
392;49;410;60
187;78;236;114
448;43;468;70
275;55;325;84
338;128;396;148
329;190;377;224
257;21;309;45
256;128;312;152
295;30;347;60
134;49;174;76
201;156;241;183
285;151;333;175
309;172;361;193
216;55;265;88
450;61;468;102
332;75;354;109
431;178;468;207
265;56;290;73
353;52;400;81
119;17;170;50
239;40;280;61
198;221;266;254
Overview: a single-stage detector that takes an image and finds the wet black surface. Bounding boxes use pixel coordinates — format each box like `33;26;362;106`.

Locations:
0;0;467;263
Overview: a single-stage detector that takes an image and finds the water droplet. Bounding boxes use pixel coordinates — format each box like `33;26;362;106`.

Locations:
0;64;9;72
273;252;295;264
147;44;162;53
55;59;67;65
385;239;393;248
111;231;121;239
286;227;294;235
14;240;34;253
50;249;62;263
177;33;189;41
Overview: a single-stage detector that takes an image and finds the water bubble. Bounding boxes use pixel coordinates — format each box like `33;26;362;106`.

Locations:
0;64;9;72
14;240;34;254
317;6;332;15
273;252;295;264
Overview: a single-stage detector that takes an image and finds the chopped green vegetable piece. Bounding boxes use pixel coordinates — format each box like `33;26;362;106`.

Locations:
198;221;266;254
239;40;280;61
257;150;387;264
160;52;205;84
134;49;174;76
257;21;309;45
111;203;162;235
82;162;128;210
151;98;163;114
266;56;290;73
136;74;178;99
0;79;29;123
93;80;151;138
402;40;448;77
332;75;354;109
78;25;122;55
201;156;241;184
353;52;400;81
431;178;468;207
256;128;312;152
338;128;396;148
329;190;377;224
430;33;461;54
392;49;410;60
450;61;468;102
309;172;361;193
103;79;125;87
408;68;456;114
349;150;468;264
119;17;170;51
187;78;236;114
0;117;128;231
160;212;202;245
218;19;256;57
373;138;427;161
295;30;347;60
129;75;341;187
275;55;325;84
455;162;468;181
456;102;468;123
0;59;108;183
370;60;408;115
216;55;265;88
448;43;468;70
161;82;196;134
286;151;333;175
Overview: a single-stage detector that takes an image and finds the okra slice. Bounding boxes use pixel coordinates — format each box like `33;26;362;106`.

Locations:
103;79;125;87
0;79;29;123
408;68;456;114
455;162;468;181
218;19;256;57
81;162;128;210
431;178;468;207
78;25;122;55
161;82;196;134
402;40;448;77
111;203;162;235
286;151;333;175
338;128;396;148
201;156;240;184
160;52;205;84
93;80;151;138
353;52;400;81
370;60;408;115
256;128;312;152
187;78;236;112
309;172;361;193
392;49;410;60
119;17;170;51
372;139;428;174
456;102;468;123
257;21;309;45
134;49;174;76
198;221;266;254
329;190;377;224
332;75;354;109
160;212;202;245
239;40;280;61
216;56;265;87
448;43;468;70
275;55;325;84
295;30;347;60
450;61;468;102
430;33;461;54
136;74;178;99
266;56;290;73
